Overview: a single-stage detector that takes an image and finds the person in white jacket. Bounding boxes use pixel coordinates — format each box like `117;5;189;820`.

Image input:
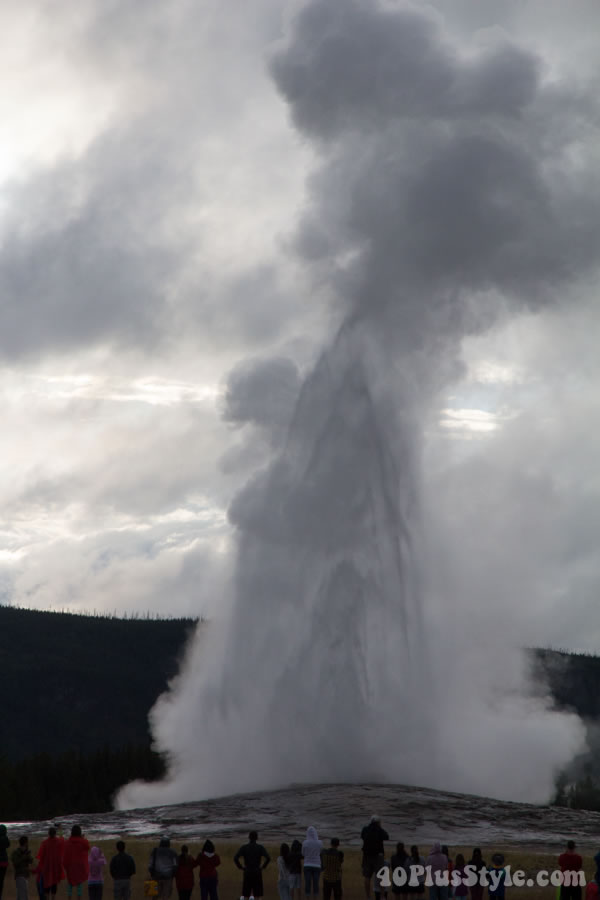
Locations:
302;828;323;899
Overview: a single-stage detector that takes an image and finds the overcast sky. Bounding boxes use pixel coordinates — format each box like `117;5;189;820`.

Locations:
2;0;600;655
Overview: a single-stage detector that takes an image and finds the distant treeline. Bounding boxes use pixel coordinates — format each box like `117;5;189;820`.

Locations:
531;648;600;811
0;743;166;819
0;605;197;761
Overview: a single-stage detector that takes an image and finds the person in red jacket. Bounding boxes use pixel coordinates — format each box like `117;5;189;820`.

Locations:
196;840;221;900
175;846;197;900
63;826;90;900
558;841;584;900
36;828;65;900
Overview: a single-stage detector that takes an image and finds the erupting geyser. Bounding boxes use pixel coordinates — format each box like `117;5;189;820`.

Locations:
117;0;600;808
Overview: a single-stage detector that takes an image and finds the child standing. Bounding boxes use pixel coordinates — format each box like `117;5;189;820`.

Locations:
321;838;344;900
88;847;107;900
12;836;33;900
488;855;506;900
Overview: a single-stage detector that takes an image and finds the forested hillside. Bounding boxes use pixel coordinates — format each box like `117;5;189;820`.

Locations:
0;606;197;759
531;648;600;811
0;606;197;818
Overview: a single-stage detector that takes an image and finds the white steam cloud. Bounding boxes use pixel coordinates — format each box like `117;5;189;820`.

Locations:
116;0;600;808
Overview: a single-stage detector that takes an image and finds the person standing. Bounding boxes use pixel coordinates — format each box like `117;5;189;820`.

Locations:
175;846;196;900
468;850;487;900
109;841;136;900
391;842;410;899
488;854;506;900
37;827;65;900
425;843;448;900
88;847;107;900
234;831;270;900
302;827;323;900
12;836;33;900
63;826;90;900
408;847;426;900
321;838;344;900
277;844;292;900
149;839;178;900
452;854;468;900
287;840;303;900
558;841;584;900
361;817;389;899
0;825;9;900
196;840;220;900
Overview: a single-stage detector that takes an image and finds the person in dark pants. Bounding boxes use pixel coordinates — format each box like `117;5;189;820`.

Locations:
558;841;584;900
175;846;196;900
361;817;389;900
109;841;136;900
196;840;220;900
468;850;487;900
149;838;178;900
287;840;303;900
88;847;107;900
234;832;270;900
321;838;344;900
0;825;10;900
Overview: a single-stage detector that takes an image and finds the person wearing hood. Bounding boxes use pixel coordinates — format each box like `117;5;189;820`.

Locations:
11;836;33;900
425;844;448;900
361;817;389;899
196;840;220;900
302;827;323;899
36;827;65;900
0;825;9;900
175;846;196;900
63;826;90;900
149;838;178;900
87;847;107;900
234;831;270;900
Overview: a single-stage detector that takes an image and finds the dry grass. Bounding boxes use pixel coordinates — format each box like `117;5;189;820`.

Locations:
1;840;596;900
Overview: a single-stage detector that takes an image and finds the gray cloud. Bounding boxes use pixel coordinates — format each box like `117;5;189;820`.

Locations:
223;356;301;429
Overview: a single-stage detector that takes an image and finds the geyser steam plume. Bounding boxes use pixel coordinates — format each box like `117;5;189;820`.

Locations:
117;0;600;807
